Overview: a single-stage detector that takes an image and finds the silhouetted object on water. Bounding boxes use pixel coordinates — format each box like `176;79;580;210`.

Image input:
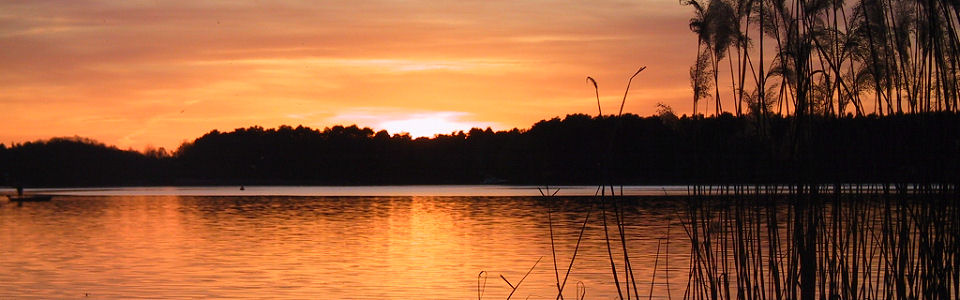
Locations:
7;186;52;202
7;194;52;202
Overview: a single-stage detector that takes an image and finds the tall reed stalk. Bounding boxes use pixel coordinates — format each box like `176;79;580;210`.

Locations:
680;186;959;300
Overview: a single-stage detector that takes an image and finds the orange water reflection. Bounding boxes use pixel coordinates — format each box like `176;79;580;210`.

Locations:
0;195;683;298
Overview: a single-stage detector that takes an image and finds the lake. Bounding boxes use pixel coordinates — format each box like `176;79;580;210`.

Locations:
0;186;688;299
3;185;956;299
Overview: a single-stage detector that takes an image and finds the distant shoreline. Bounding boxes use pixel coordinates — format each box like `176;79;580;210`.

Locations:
4;183;957;197
3;113;959;187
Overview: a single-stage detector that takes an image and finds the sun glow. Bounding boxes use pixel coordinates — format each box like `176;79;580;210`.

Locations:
332;110;494;138
0;0;693;150
381;112;496;137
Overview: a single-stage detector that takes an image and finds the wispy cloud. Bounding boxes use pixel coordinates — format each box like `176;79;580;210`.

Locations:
190;58;524;73
0;0;695;149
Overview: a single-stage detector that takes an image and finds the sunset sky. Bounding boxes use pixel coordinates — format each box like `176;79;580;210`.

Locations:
1;0;696;150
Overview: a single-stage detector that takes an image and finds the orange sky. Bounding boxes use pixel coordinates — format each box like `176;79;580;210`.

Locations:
0;0;696;150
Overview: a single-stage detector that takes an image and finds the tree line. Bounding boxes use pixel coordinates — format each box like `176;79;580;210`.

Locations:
2;112;957;187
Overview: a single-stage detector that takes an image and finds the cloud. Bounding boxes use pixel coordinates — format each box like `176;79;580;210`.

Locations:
190;57;524;74
0;0;697;149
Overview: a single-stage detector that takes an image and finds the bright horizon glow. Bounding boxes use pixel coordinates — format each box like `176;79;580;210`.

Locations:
378;113;493;138
0;0;698;150
329;109;494;138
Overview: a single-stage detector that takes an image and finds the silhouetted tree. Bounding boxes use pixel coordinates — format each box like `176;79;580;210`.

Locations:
4;114;958;186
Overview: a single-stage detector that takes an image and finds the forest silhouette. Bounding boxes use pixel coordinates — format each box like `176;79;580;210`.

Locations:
2;112;957;187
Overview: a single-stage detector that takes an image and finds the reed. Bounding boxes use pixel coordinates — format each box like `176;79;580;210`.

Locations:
576;281;586;300
649;238;662;300
540;185;591;300
679;185;959;300
556;209;591;299
596;67;646;299
478;271;487;300
600;188;626;300
487;60;958;299
488;184;955;299
500;256;542;300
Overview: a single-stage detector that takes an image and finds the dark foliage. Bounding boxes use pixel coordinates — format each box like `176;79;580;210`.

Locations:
1;137;172;187
2;113;958;187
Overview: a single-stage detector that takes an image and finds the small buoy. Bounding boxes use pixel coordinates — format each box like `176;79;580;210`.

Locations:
240;185;245;191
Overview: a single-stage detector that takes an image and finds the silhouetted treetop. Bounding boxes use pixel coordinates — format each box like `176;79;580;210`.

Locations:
2;136;171;186
2;113;958;187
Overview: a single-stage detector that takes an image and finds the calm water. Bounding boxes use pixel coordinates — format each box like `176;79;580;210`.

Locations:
0;187;686;299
